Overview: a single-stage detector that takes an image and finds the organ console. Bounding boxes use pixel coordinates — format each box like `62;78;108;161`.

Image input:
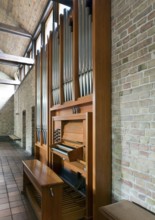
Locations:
50;113;92;219
34;0;111;219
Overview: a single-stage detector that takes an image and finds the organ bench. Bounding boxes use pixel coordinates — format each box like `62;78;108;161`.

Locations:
22;159;63;220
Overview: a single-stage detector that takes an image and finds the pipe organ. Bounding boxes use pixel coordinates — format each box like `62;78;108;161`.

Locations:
35;0;111;219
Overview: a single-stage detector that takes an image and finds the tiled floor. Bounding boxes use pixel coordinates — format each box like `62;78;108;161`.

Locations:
0;141;37;220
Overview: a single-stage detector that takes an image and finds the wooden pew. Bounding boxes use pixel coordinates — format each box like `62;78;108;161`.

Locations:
99;200;155;220
22;159;63;220
9;134;21;141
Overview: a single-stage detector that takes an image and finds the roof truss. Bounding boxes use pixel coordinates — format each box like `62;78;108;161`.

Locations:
0;53;34;66
0;22;32;38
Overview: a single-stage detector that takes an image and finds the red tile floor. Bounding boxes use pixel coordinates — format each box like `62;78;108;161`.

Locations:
0;141;37;220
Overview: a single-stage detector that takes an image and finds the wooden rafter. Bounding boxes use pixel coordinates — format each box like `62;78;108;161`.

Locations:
0;79;20;85
0;22;32;38
0;53;34;65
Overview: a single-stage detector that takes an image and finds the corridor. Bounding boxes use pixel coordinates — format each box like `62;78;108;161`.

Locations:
0;140;37;220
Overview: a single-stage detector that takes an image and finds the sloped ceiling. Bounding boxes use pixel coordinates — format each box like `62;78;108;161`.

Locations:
0;0;49;79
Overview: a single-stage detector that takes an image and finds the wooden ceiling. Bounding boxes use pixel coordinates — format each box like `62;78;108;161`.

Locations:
0;0;49;79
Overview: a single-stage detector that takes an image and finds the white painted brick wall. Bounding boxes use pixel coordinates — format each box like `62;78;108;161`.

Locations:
0;96;14;135
14;67;35;154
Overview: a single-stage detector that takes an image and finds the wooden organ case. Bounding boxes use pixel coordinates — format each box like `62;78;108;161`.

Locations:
35;0;111;219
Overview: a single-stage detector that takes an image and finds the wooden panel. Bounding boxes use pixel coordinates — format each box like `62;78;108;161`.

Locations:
63;121;83;134
93;0;111;219
50;94;92;111
53;113;86;121
35;145;47;164
85;112;93;218
62;121;84;142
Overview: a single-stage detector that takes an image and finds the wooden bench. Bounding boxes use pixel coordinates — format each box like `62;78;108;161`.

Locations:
22;159;63;220
99;200;155;220
9;135;21;141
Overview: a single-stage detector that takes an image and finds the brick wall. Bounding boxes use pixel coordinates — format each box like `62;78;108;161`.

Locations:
0;96;14;135
112;0;155;212
14;67;35;153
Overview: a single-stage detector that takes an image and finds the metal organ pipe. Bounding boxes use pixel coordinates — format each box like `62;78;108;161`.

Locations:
63;9;73;102
52;25;60;105
78;0;93;97
42;46;47;144
36;51;41;142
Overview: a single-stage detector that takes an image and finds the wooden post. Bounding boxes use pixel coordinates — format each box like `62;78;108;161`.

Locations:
93;0;111;219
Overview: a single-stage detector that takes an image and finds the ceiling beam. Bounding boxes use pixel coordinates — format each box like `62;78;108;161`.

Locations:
0;79;20;85
52;0;72;7
0;22;32;38
0;53;34;66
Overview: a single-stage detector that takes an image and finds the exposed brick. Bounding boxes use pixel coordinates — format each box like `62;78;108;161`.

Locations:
149;43;155;52
138;64;147;71
137;32;148;42
144;67;155;77
130;30;140;40
148;10;155;20
122;57;128;63
140;77;149;85
150;75;155;82
120;30;127;39
134;38;152;52
148;27;155;36
140;20;154;33
128;24;136;33
117;8;131;22
112;0;155;212
137;17;147;27
119;48;133;59
133;54;151;66
137;47;148;57
129;38;137;47
134;5;152;23
133;171;151;181
118;21;132;35
130;129;145;136
123;36;130;44
134;184;151;196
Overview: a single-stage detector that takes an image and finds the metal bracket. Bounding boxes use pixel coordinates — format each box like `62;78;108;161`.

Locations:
50;188;54;197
